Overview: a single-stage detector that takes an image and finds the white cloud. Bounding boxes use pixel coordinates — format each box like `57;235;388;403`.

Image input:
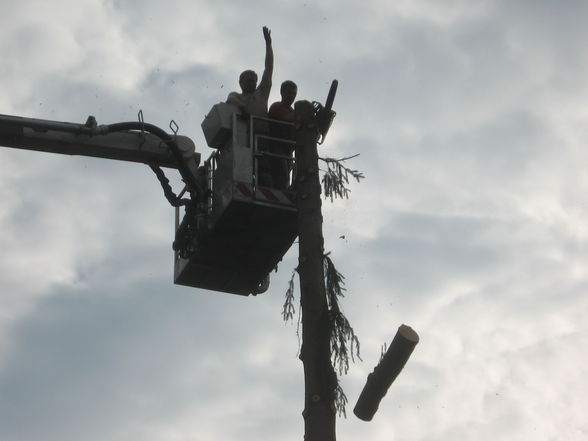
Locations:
1;0;588;440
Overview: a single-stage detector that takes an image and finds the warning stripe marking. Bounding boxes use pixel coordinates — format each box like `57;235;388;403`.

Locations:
236;182;253;197
233;182;296;206
259;187;280;202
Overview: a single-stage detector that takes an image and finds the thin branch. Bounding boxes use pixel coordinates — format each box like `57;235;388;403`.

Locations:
282;268;297;323
319;154;365;201
283;268;302;355
321;153;360;162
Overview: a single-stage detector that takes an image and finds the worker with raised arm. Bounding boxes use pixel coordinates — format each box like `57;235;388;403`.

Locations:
226;26;274;117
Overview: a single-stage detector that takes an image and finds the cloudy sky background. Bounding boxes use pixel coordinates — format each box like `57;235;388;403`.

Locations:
1;0;587;440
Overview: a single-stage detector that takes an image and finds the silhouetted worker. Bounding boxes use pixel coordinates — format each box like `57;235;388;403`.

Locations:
268;80;297;189
226;26;273;117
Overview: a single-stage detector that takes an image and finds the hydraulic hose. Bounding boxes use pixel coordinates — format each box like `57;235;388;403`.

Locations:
103;121;202;199
0;113;202;203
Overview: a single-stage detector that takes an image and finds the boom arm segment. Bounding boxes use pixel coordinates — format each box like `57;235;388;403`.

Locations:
0;113;200;170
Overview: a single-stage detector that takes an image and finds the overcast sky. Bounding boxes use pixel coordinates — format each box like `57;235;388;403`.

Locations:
1;1;587;440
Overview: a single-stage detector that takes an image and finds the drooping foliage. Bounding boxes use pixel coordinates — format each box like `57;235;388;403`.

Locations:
284;153;364;419
283;253;361;417
324;252;361;377
320;154;364;201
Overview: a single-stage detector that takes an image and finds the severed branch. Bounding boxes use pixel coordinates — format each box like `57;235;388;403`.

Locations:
354;324;419;421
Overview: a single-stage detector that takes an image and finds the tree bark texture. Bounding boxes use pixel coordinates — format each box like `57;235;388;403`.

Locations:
294;100;338;441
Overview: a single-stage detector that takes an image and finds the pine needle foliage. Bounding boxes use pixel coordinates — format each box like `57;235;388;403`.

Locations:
320;154;365;201
283;254;361;417
334;381;349;418
282;268;302;354
282;256;361;376
324;253;361;376
282;268;297;322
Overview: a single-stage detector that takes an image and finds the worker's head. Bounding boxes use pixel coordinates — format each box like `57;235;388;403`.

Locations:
280;80;298;106
239;70;258;94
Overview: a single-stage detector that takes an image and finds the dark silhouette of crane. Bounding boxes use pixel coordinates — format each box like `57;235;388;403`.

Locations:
0;101;301;295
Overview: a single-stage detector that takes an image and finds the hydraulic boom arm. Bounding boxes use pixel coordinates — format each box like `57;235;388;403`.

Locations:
0;113;200;173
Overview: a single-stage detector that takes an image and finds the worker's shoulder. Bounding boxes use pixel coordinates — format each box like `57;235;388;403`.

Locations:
227;91;243;100
268;101;292;118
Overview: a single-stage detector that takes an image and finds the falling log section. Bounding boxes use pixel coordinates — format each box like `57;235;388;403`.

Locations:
354;324;420;421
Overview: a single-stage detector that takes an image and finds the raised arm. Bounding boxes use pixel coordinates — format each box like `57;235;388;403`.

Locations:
260;26;273;92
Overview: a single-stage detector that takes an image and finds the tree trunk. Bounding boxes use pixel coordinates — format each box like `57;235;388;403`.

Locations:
294;100;338;441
